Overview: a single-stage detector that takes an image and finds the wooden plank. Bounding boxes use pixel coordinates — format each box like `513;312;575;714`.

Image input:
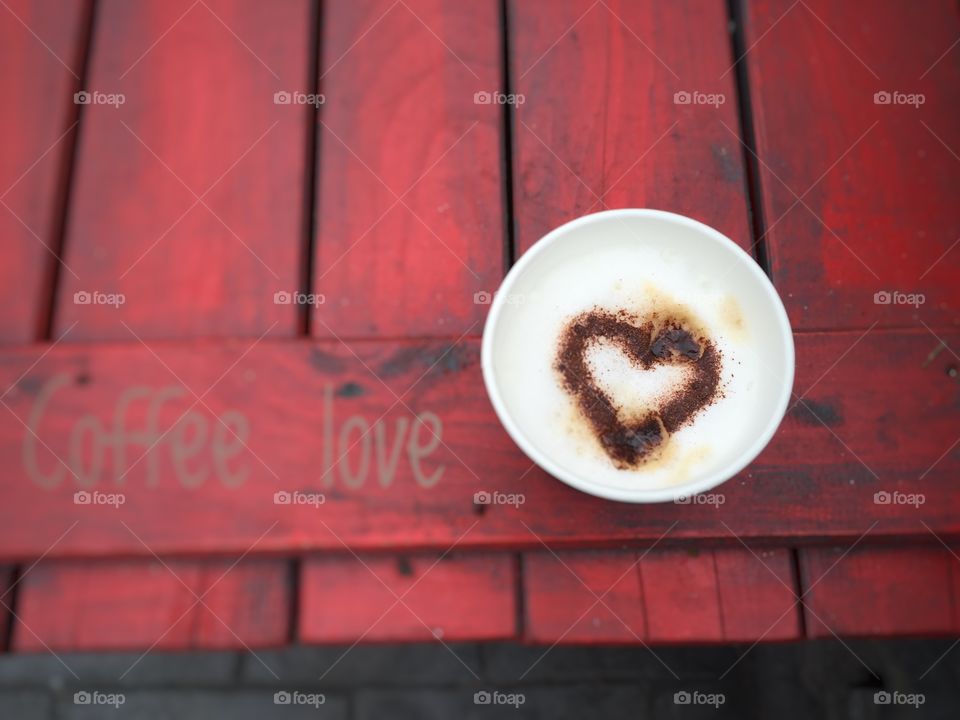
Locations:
756;327;960;533
0;337;524;559
643;548;799;642
299;553;516;642
511;0;751;256
12;558;289;651
800;545;960;637
640;549;725;641
0;329;958;559
743;0;960;330
24;0;313;652
53;0;313;340
523;550;647;643
312;0;504;338
0;0;87;342
524;548;799;643
712;547;800;641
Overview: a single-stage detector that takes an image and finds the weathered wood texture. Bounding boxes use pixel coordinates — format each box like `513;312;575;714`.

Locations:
300;552;516;642
523;548;801;643
800;545;960;637
13;558;290;650
53;0;313;340
511;0;751;256
0;0;88;342
0;330;956;559
744;0;960;330
312;0;505;338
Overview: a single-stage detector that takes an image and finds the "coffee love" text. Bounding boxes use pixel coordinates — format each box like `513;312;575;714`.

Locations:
24;374;249;489
21;375;445;491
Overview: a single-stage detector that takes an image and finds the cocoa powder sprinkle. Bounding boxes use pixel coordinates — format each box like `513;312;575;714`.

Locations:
555;309;722;468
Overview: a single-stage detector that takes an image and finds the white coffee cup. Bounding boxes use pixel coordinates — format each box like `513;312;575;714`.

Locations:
481;209;794;503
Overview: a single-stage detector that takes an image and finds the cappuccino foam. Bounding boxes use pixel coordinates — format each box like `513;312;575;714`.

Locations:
493;241;760;491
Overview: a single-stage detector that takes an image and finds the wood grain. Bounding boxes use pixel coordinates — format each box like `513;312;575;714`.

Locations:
53;0;313;340
299;552;516;642
523;549;648;643
313;0;504;338
0;329;958;558
12;557;290;650
800;545;960;637
28;1;314;649
0;0;88;342
743;0;960;330
511;0;751;256
524;547;800;643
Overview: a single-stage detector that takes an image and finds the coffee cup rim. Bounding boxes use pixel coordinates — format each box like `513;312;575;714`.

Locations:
481;208;795;503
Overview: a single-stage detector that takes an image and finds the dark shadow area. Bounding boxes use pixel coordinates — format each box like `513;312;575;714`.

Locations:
0;638;956;718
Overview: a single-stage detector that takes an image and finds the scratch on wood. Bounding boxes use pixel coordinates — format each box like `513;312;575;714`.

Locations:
922;341;945;368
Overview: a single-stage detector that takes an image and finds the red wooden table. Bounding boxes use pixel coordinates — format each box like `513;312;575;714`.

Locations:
1;0;959;661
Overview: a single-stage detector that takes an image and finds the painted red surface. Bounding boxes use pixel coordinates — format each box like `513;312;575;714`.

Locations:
800;546;960;637
744;0;960;330
0;330;957;560
524;548;800;643
312;0;505;338
53;0;313;340
511;0;751;256
299;553;516;643
0;0;956;651
0;0;88;342
13;558;289;651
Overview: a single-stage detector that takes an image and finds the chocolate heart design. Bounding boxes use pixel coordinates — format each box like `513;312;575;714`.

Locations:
555;309;722;468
